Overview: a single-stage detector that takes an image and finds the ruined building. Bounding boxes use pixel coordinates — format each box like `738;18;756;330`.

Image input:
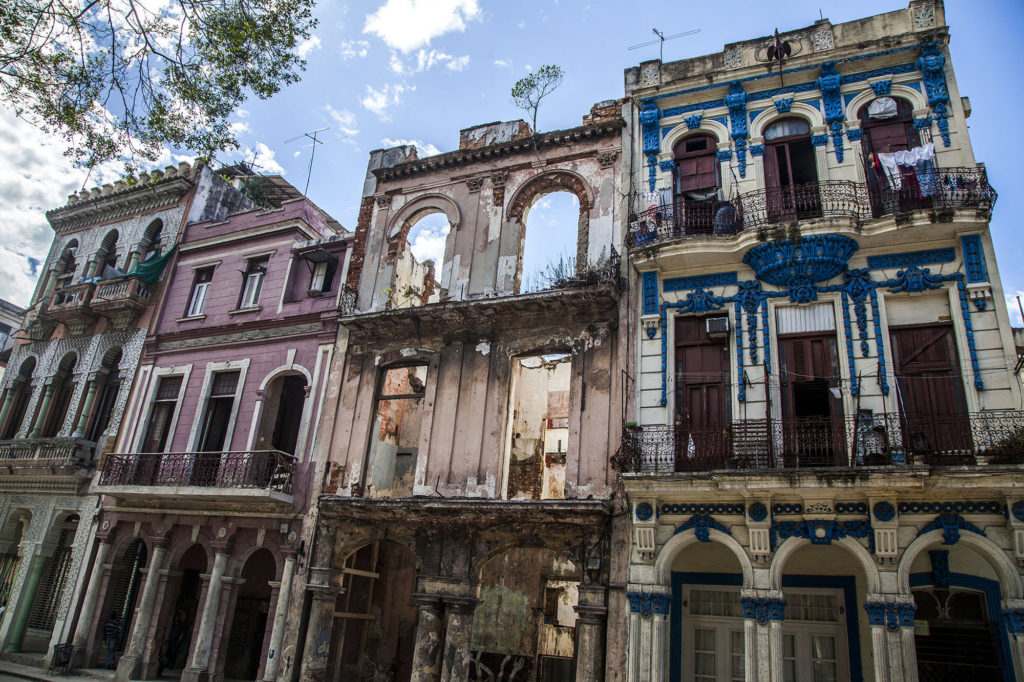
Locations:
294;104;628;682
0;163;250;665
619;1;1024;681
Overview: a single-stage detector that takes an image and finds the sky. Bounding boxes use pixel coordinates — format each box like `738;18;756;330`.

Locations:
2;0;1023;319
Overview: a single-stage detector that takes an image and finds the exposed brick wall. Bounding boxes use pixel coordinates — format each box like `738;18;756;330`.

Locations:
346;195;375;291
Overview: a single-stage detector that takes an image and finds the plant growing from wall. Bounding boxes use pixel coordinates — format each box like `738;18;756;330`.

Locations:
511;65;565;134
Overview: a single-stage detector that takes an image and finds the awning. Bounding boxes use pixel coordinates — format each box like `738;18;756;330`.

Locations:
129;244;177;283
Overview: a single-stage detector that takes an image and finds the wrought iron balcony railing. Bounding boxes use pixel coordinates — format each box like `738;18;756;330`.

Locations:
0;438;93;469
626;168;996;248
614;410;1024;473
99;450;295;494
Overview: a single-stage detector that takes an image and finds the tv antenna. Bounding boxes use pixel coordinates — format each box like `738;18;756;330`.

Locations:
629;28;701;62
285;126;329;196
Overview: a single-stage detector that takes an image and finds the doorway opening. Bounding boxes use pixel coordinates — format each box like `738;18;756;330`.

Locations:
763;118;821;222
224;549;275;680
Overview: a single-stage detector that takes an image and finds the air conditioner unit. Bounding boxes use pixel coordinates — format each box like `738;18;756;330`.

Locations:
706;316;730;337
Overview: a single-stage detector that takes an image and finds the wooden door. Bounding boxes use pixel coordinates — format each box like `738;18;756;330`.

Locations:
675;316;730;470
889;324;971;459
765;136;821;223
778;334;844;467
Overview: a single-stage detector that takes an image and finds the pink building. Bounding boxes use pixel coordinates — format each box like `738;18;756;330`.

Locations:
83;178;352;682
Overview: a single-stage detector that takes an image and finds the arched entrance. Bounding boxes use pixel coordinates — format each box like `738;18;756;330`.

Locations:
155;543;207;676
255;373;308;455
0;512;28;625
223;549;275;680
327;541;417;681
907;542;1013;681
97;538;146;665
1;357;36;438
762;117;821;222
22;514;78;652
473;546;581;681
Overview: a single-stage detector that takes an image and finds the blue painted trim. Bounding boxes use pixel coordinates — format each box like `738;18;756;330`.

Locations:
910;572;1015;682
670;572;862;682
866;248;956;269
642;271;659;315
663;272;738;292
961;235;988;284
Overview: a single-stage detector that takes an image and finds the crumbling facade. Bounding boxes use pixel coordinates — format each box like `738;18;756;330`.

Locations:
292;104;629;682
619;2;1024;681
82;181;351;681
0;162;248;666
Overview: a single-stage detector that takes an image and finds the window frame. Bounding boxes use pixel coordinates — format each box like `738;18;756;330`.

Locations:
239;256;269;309
186;267;214;318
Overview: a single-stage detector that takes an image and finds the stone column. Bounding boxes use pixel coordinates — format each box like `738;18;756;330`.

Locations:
864;601;890;682
27;380;56;438
0;381;20;434
767;599;785;682
71;538;113;664
1003;604;1024;682
39;268;57;302
625;608;640;682
72;373;102;438
125;249;142;273
439;597;478;682
896;602;918;682
1;546;45;653
262;554;296;681
182;548;229;682
574;585;608;682
409;595;443;682
116;541;168;680
298;581;340;682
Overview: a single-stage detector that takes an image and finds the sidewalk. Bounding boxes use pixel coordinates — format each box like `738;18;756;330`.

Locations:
0;659;113;682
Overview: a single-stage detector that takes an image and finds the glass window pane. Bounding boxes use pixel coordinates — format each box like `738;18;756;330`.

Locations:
695;652;715;676
784;634;795;658
812;635;836;660
694;628;716;651
784;659;797;682
813;661;838;682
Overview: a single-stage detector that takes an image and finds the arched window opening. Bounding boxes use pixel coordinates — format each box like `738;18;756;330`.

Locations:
102;538;146;662
256;373;308;455
858;97;933;215
41;353;78;437
912;586;1005;678
26;515;78;639
391;211;450;308
762;117;821;222
142;219;163;261
671;135;737;236
98;230;122;277
367;364;428;498
520;191;580;293
224;548;276;680
2;357;36;439
88;348;123;442
503;352;571;500
54;240;79;291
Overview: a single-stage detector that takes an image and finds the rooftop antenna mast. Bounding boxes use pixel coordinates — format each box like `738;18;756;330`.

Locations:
629;27;701;63
285;126;329;196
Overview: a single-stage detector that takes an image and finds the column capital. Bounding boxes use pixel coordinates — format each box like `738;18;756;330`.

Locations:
411;593;444;610
442;596;479;614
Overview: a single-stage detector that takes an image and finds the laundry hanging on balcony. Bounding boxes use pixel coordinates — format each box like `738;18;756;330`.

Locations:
128;245;177;283
874;143;936;195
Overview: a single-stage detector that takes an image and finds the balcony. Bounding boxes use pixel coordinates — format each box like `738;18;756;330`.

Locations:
47;282;96;333
626;168;996;248
0;438;94;493
90;276;153;329
94;450;296;506
614;410;1024;474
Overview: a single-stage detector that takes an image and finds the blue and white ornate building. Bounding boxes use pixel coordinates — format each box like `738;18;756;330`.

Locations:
618;2;1024;681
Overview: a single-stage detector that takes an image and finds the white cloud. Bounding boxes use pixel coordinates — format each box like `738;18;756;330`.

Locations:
237;142;285;175
381;137;441;157
229;120;252;137
361;84;409;121
339;40;370;60
408;217;450;264
389;49;470;75
324;105;360;138
517;20;526;29
493;59;512;68
297;35;322;59
364;0;480;53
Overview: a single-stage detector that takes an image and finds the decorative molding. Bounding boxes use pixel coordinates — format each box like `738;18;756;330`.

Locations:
658;160;676;172
661;503;745;516
748;503;768;522
726;83;749;178
643;318;659;340
835;502;868;515
811;134;829;147
918;513;987;545
811;25;835;52
866;248;955;270
846;128;863;141
805;503;833;514
684;114;703;130
899;501;1003;514
773;503;804;515
771;519;872;551
870;80;893;96
864;602;916;631
749;144;765;157
627;591;671;618
913;3;936;28
465;177;484;193
715;150;732;162
741;597;786;625
873;502;896;522
1012;501;1024;523
960;235;988;284
640;102;662;191
375;194;392;208
596;150;618;168
817;62;845;161
663;271;738;292
743;235;858;289
675;514;730;542
1004;609;1024;634
635;502;654;522
928;550;950;589
642;272;659;315
774;98;794;114
918;43;952;146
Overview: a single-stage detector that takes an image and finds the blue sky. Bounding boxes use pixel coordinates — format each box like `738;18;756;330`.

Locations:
1;0;1022;317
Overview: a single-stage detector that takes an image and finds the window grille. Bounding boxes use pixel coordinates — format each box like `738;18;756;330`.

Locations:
26;521;77;630
785;593;840;623
106;539;146;649
690;589;742;618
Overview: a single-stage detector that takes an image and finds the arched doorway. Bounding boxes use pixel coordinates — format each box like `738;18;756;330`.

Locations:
327;541;418;682
87;347;123;442
0;512;28;625
908;544;1011;681
156;543;207;676
224;549;275;680
857;96;930;216
473;547;580;681
255;373;308;456
40;353;78;437
762;118;821;222
98;538;146;664
23;515;78;652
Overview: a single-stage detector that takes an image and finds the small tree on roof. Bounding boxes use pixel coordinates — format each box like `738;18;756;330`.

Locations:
511;65;565;134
